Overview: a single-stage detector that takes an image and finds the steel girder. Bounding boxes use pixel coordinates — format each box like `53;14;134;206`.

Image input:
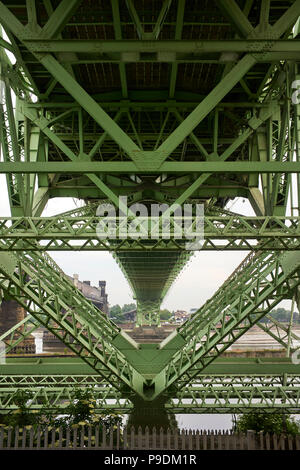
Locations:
0;0;300;413
0;247;148;397
0;380;300;414
150;249;300;398
2;210;300;251
1;357;300;413
2;356;300;377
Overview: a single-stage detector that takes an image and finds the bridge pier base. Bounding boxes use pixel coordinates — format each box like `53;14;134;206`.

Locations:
126;396;177;430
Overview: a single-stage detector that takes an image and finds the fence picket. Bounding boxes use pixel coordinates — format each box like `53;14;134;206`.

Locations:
0;428;3;448
109;426;113;449
123;426;127;450
145;426;150;450
217;430;222;450
225;430;230;450
7;426;12;449
66;427;70;449
195;430;200;450
278;434;285;450
95;424;100;449
51;428;56;449
152;427;157;450
80;426;85;448
174;427;179;450
210;430;214;450
130;426;135;450
116;424;120;450
188;429;193;450
159;427;164;449
0;425;298;450
181;429;186;450
203;430;207;450
36;426;41;449
73;426;78;449
29;427;34;448
288;434;293;450
101;424;106;450
87;425;92;449
166;427;171;450
273;433;278;450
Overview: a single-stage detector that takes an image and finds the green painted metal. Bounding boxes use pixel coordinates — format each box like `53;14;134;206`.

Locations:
0;384;299;414
150;249;300;397
0;314;39;355
0;247;148;397
3;356;300;377
0;0;300;416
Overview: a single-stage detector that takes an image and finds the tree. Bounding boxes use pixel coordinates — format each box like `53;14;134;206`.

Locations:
122;303;136;313
109;304;121;316
109;304;124;322
233;413;300;435
160;309;172;321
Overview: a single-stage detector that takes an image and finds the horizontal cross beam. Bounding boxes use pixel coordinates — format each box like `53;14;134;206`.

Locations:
0;162;299;173
21;39;300;54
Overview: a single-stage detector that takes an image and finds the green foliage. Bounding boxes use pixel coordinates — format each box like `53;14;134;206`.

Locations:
233;413;300;435
0;389;123;435
109;304;122;316
160;309;173;321
109;303;136;322
0;390;40;427
259;307;300;324
122;303;136;313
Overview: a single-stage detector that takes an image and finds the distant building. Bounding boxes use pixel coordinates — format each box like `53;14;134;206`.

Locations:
70;274;109;315
174;310;190;323
43;274;109;353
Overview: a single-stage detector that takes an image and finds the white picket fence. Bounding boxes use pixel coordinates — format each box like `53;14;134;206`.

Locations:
0;426;300;450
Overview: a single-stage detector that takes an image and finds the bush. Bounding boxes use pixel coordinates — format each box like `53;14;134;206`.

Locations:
233;413;300;435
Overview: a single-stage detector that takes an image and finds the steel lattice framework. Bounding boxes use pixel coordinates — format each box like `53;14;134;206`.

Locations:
1;0;300;421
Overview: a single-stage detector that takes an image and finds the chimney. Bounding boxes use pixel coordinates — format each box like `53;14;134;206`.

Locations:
99;281;106;296
73;274;79;288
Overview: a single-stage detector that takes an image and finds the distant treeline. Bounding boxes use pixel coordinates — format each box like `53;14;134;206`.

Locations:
259;307;300;324
109;304;173;322
109;304;300;324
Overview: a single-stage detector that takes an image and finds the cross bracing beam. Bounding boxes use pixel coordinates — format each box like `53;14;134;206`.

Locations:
3;356;300;377
257;314;300;352
0;248;148;397
0;383;299;414
1;162;300;173
0;212;300;251
0;314;39;355
0;387;131;413
11;39;300;55
2;374;300;389
149;249;300;398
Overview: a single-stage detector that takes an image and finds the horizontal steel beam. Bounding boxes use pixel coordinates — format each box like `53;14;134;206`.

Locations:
2;356;300;376
22;39;300;54
0;162;300;173
0;214;300;251
0;384;299;414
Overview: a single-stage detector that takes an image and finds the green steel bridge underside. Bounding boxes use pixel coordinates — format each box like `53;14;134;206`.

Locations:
0;0;300;421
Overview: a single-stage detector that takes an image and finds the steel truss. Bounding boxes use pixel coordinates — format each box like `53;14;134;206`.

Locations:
1;207;300;251
0;374;300;414
0;0;300;416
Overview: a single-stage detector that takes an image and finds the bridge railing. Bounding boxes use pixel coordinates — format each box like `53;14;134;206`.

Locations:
0;425;299;450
